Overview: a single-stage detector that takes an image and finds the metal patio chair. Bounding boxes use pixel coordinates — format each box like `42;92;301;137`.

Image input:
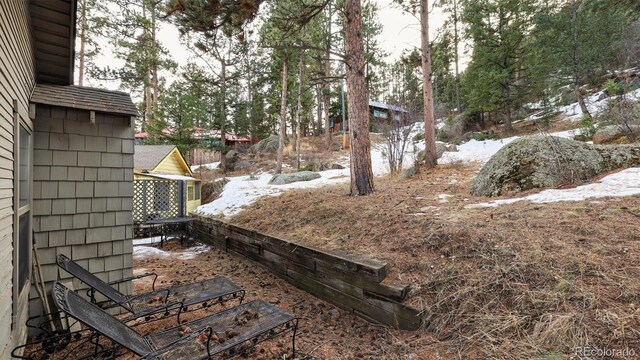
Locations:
51;282;298;359
57;254;245;322
12;309;120;360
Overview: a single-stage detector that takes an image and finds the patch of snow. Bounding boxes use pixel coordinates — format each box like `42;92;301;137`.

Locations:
133;236;163;246
466;168;640;208
132;244;211;260
196;170;352;217
558;88;640;122
133;246;169;259
191;162;220;171
196;127;592;217
438;194;452;203
178;245;211;260
438;129;579;164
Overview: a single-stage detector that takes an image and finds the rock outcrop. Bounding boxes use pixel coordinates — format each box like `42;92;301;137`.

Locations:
269;171;321;185
471;136;640;196
592;124;640;144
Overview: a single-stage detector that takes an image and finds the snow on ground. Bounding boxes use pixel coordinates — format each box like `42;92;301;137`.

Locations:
133;243;211;260
133;236;162;246
467;168;640;208
527;88;640;122
195;124;636;216
196;130;426;217
195;169;352;217
191;162;220;171
434;129;580;164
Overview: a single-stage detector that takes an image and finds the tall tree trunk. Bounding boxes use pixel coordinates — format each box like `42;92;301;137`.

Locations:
276;59;289;174
323;2;332;151
316;85;323;136
247;58;254;140
143;4;153;129
295;56;304;171
323;2;333;151
341;77;349;150
151;1;159;107
453;0;461;113
344;0;374;196
421;0;437;169
220;62;228;174
571;0;591;118
78;0;87;86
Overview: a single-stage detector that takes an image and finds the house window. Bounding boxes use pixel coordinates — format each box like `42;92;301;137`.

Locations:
17;124;31;292
13;103;32;329
195;182;201;201
373;109;388;119
393;114;402;121
187;185;194;201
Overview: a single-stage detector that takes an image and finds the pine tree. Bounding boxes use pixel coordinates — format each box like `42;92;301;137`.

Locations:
76;0;107;86
461;0;537;132
100;0;176;131
344;0;374;195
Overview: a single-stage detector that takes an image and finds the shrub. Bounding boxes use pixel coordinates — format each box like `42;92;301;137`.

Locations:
579;115;597;139
603;79;624;97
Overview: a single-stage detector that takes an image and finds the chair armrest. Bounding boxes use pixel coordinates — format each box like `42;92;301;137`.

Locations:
109;273;158;291
140;326;213;359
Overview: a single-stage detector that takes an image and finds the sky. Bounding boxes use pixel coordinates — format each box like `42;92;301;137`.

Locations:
87;1;457;90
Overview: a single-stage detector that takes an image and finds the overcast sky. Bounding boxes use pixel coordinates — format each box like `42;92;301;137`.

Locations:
86;1;456;90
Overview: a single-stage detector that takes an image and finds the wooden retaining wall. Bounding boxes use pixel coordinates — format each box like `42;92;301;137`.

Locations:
193;217;424;331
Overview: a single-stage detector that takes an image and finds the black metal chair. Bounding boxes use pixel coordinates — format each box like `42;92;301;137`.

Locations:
50;282;298;359
57;254;245;322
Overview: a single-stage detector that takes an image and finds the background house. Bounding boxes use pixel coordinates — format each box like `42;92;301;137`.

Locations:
330;101;411;133
1;1;136;355
135;128;258;165
133;145;201;224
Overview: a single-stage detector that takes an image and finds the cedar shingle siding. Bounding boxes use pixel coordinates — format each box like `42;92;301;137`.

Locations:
30;105;135;317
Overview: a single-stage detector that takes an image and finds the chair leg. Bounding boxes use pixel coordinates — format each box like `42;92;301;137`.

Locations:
292;318;299;359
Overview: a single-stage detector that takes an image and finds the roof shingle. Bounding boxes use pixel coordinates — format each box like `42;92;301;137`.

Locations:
31;84;138;116
134;145;177;171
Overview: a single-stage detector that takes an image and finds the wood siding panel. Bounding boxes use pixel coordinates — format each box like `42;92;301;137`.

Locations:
0;0;35;357
153;150;190;175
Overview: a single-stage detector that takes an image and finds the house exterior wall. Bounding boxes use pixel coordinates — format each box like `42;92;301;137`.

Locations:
186;180;201;215
0;1;36;356
153;149;189;175
30;105;135;318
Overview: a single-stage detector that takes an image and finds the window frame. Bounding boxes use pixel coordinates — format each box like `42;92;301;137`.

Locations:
194;181;201;201
187;184;194;201
12;100;33;328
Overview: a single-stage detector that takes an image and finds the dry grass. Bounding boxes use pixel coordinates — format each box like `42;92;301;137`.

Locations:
228;163;640;359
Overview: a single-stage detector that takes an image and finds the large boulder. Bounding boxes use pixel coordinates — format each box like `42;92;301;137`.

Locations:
437;114;467;143
269;171;321;185
592;124;640;144
225;150;239;171
471;136;640;197
254;135;285;154
415;142;455;164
